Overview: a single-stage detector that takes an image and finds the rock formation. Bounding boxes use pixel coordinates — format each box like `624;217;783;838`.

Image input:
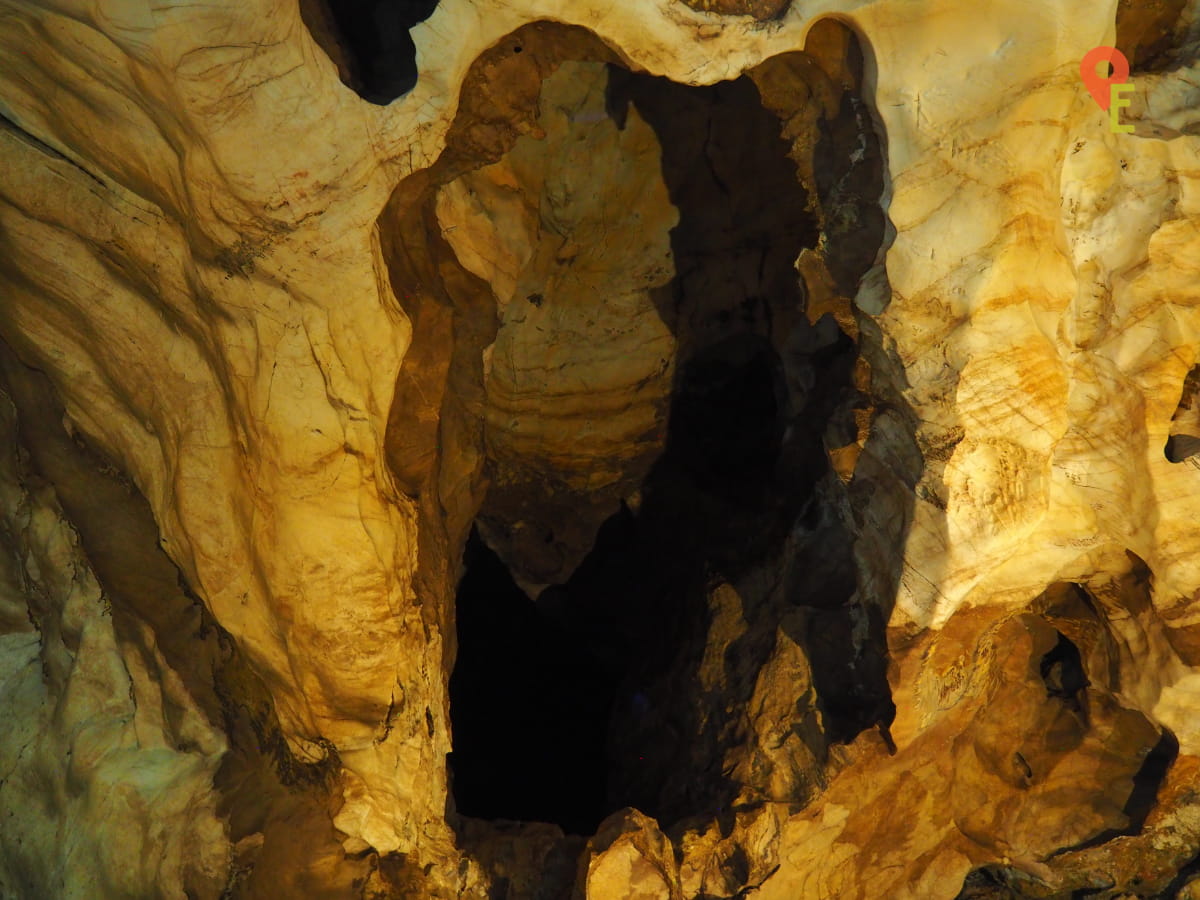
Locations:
1;0;1200;896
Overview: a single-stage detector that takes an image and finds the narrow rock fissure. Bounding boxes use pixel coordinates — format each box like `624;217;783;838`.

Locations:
0;113;105;186
1165;364;1200;463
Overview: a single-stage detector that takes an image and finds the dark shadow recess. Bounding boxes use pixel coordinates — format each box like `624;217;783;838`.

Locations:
1166;365;1200;463
447;35;900;835
298;0;439;103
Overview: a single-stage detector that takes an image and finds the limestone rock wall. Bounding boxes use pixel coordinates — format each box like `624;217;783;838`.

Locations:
438;59;678;590
0;387;228;898
1;0;1200;897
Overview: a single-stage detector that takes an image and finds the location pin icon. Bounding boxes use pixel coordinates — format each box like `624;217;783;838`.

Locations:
1081;46;1130;111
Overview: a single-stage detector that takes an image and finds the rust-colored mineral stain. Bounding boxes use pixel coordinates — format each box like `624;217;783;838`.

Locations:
679;0;790;20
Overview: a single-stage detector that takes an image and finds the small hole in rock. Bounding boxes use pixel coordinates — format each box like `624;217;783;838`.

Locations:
1039;631;1089;713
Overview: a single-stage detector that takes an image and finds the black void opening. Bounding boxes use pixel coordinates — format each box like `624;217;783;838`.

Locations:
448;336;809;835
299;0;439;104
1121;728;1178;830
1166;365;1200;463
447;527;613;834
449;43;887;834
1039;631;1090;714
671;334;790;495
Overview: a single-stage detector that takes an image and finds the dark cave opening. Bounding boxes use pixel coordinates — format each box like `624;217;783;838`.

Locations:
299;0;439;104
1039;631;1090;713
449;333;821;834
670;334;790;494
445;21;893;839
1166;364;1200;463
447;527;614;835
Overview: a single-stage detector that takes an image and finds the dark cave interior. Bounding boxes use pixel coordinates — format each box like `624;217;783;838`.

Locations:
300;0;440;104
447;54;892;835
447;526;613;835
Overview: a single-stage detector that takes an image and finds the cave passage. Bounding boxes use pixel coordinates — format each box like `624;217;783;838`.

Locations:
449;333;814;834
447;25;888;835
448;527;614;834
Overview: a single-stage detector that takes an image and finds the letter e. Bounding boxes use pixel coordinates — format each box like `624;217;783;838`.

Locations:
1109;83;1134;133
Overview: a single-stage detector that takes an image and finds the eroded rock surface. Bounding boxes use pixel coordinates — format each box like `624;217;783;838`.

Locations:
1;0;1200;898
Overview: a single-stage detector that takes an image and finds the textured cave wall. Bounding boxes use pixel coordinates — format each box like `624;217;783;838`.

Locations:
0;376;230;899
2;0;1200;898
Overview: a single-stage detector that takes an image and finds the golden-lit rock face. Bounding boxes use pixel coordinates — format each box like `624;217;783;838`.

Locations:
1;0;1200;897
437;59;678;589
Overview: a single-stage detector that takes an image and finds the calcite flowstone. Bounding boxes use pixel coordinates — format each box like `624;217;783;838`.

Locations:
1;0;1200;897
